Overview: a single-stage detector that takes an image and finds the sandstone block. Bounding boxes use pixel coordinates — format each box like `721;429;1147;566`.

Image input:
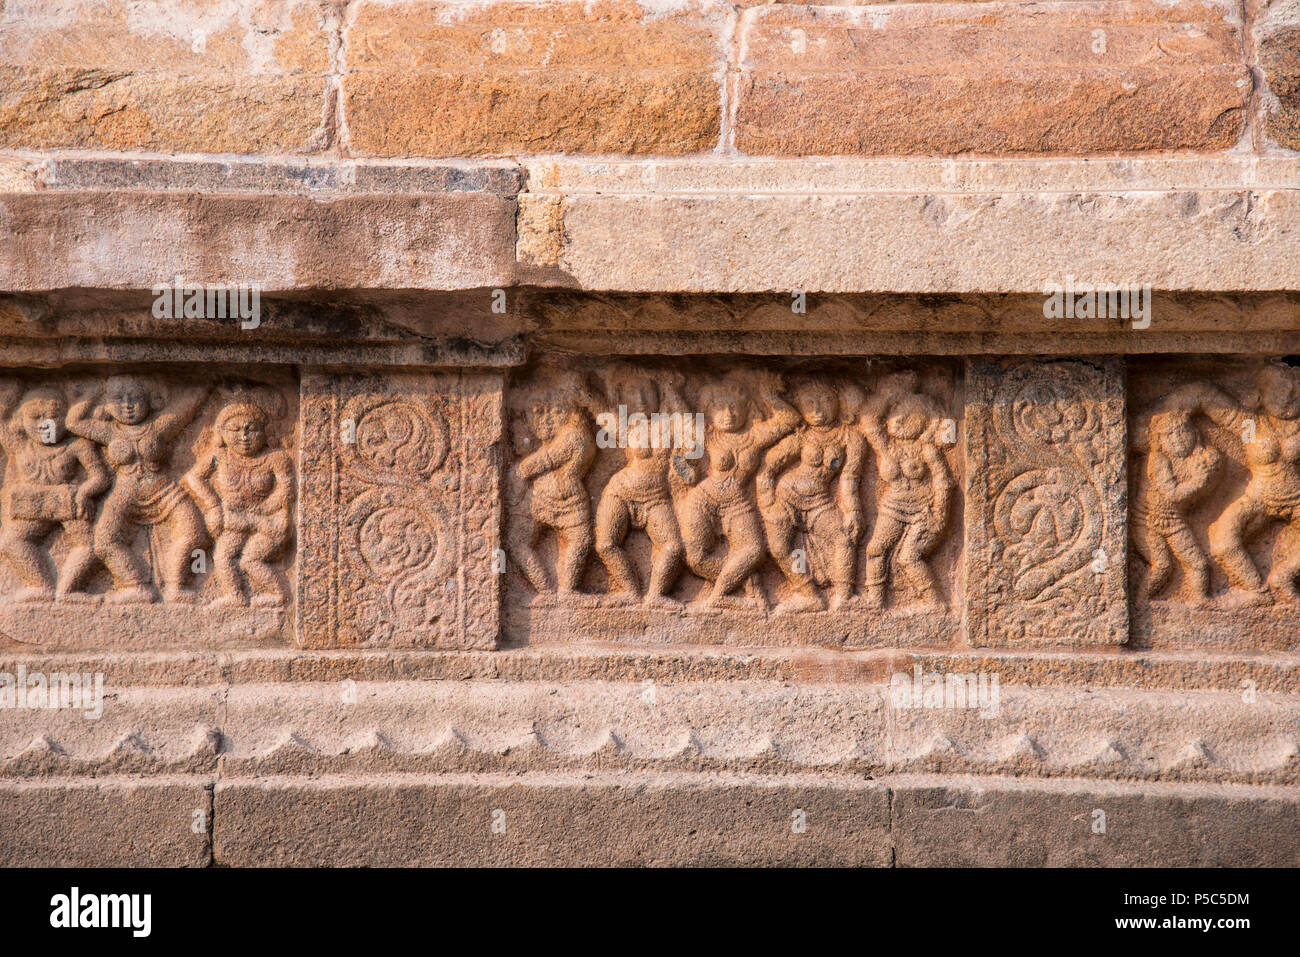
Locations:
965;359;1127;646
891;775;1300;866
733;2;1249;155
1258;2;1300;151
212;772;891;866
297;370;503;649
344;0;724;156
0;0;332;152
0;777;211;866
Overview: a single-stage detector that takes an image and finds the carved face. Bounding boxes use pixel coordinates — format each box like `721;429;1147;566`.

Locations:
794;383;838;428
886;398;929;441
105;378;151;425
19;396;65;444
621;378;659;414
221;412;267;457
1159;418;1196;458
1258;366;1300;420
529;405;565;441
707;386;747;433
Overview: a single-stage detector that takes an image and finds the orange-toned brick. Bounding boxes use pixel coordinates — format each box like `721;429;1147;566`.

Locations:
343;0;725;156
733;1;1250;156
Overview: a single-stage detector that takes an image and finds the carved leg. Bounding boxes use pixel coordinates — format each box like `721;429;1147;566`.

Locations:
0;518;57;600
1265;520;1300;607
1209;496;1269;605
211;530;246;606
710;506;766;606
1143;527;1175;598
242;531;288;608
1166;521;1211;603
896;519;941;606
554;521;593;597
159;498;206;603
817;509;856;612
595;490;638;602
863;514;905;608
94;492;155;602
508;514;551;594
765;502;822;614
55;518;100;601
680;487;722;583
643;502;683;608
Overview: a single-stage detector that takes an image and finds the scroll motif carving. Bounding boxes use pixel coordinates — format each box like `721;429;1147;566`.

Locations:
966;359;1126;647
297;371;501;650
505;359;962;647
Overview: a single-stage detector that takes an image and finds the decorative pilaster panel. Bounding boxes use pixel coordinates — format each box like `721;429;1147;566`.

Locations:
965;359;1127;647
297;370;502;649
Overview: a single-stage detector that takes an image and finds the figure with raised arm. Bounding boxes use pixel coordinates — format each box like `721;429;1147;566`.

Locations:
679;369;799;609
508;371;598;601
67;374;212;603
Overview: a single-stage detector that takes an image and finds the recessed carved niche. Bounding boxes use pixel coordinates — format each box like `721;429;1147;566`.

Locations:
502;357;964;648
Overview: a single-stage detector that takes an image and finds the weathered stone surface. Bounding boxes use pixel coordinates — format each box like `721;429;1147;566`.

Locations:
1258;2;1300;151
213;772;891;866
0;189;519;292
504;357;961;647
0;776;211;866
517;157;1300;294
891;774;1300;866
0;0;333;152
1130;358;1300;651
0;368;299;649
6;677;1296;786
965;359;1127;647
297;370;503;649
343;0;724;156
733;1;1250;156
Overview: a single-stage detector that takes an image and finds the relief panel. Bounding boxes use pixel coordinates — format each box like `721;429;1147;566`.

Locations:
1130;358;1300;650
0;368;297;649
504;358;964;648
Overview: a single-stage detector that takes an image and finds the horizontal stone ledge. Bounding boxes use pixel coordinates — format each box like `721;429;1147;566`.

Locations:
519;157;1300;294
0;186;518;293
3;679;1297;786
206;772;1298;866
0;775;211;867
7;290;1300;357
2;645;1297;693
2;155;1297;295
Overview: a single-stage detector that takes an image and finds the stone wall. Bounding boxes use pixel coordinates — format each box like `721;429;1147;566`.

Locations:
0;0;1298;866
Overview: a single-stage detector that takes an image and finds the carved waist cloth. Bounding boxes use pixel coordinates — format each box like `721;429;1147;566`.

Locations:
115;476;190;525
1245;479;1300;517
529;487;590;528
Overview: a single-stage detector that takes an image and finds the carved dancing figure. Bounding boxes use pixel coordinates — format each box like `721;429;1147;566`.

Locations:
758;376;865;614
858;372;952;608
508;372;597;601
679;369;799;609
67;375;212;603
1170;366;1300;606
0;382;111;602
1136;408;1220;602
185;399;295;607
594;368;688;608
